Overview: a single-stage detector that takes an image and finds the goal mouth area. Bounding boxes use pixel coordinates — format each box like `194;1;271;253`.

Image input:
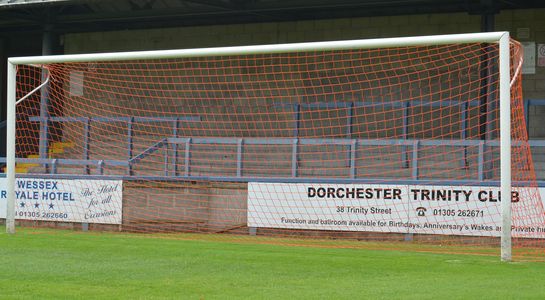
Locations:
6;32;539;262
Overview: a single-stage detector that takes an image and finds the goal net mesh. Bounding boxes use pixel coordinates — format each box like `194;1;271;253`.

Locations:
11;38;545;259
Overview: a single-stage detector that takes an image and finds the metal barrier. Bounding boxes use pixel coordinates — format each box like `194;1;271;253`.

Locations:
0;98;542;185
27;115;201;164
2;137;544;187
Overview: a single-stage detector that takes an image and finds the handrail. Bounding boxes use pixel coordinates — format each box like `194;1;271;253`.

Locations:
0;157;128;175
100;136;545;183
165;137;545;147
129;138;167;164
28;116;201;122
275;99;481;109
0;158;128;166
4;173;545;188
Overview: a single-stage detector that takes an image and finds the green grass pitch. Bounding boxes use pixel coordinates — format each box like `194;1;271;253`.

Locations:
1;228;545;299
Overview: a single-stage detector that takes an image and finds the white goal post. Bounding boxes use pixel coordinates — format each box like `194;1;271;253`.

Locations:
6;31;512;260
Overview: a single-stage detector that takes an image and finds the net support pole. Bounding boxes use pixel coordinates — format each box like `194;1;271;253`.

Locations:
499;32;511;262
6;61;16;234
39;26;53;164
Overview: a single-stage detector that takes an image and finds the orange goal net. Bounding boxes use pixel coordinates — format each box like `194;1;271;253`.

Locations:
7;33;545;260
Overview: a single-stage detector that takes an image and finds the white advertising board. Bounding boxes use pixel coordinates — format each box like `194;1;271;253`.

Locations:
0;178;123;224
248;182;545;238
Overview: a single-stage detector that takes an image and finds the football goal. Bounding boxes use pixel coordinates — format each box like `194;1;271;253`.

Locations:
5;32;543;261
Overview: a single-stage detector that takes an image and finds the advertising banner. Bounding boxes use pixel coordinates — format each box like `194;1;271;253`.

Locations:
0;178;123;224
248;182;545;238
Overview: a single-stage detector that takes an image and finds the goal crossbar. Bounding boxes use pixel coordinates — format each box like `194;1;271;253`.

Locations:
9;32;507;65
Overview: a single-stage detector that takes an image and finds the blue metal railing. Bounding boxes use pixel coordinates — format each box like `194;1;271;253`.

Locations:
277;99;480;138
26;115;200;174
0;157;129;175
0;98;544;185
2;137;544;187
